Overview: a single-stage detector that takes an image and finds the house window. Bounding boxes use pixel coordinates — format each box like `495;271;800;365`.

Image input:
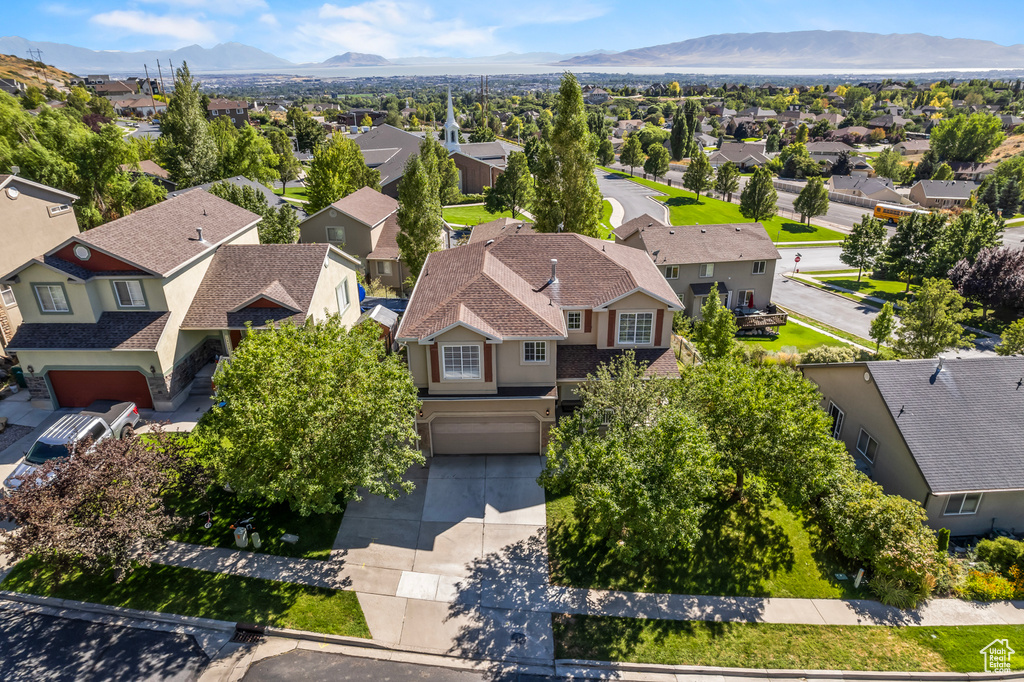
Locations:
617;312;654;345
1;285;15;307
34;284;69;313
236;108;243;114
698;263;715;278
48;204;71;216
737;289;754;308
752;260;767;275
231;117;236;124
566;311;582;331
113;280;146;308
856;428;879;463
442;345;481;380
376;261;392;276
944;493;982;516
326;226;345;243
523;341;547;363
336;279;350;313
827;402;844;439
665;265;679;279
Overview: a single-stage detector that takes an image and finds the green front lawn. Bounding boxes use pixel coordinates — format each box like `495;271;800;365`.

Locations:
277;185;309;200
442;204;518;226
547;493;861;599
166;484;345;560
599;168;846;243
2;557;370;638
555;616;1023;673
599;200;614;239
817;275;917;304
736;321;851;353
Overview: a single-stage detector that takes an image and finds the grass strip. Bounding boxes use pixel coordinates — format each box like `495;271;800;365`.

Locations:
780;307;878;349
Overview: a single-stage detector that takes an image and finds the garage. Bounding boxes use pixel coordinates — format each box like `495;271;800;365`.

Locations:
430;416;540;455
48;370;154;409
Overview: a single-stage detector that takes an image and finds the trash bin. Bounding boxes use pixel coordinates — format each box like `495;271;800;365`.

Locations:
10;367;26;389
250;532;262;549
234;527;248;548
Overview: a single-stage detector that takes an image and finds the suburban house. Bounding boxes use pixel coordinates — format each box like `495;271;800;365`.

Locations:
1001;115;1023;131
737;107;778;121
169;175;305;218
613;120;644;139
2;190;362;410
0;175;81;352
828;176;905;204
111;97;167;118
866;114;912;130
908;180;977;209
467;218;536;244
93;81;135;100
396;233;683;456
614;220;784;328
207;99;251;128
805;141;855;163
583;87;611;105
708;142;771;170
119;160;176;191
947;162;997;182
0;79;26;96
893;140;930;155
338;109;387;127
801;357;1024;536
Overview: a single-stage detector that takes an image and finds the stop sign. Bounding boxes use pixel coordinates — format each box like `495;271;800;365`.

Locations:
794;255;802;263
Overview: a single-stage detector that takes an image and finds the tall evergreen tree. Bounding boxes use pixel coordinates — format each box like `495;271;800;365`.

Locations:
1000;178;1021;218
714;161;740;202
738;167;778;223
396;154;443;281
485;151;534;218
669;103;688;161
159;62;217;187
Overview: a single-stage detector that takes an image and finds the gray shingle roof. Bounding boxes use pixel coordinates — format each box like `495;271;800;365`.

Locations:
640;224;782;265
556;345;680;380
6;312;170;351
867;357;1024;494
913;180;976;200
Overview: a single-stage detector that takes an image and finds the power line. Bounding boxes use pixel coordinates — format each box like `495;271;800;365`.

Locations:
26;48;44;62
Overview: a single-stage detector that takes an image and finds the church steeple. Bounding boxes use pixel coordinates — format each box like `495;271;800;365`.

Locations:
443;87;461;153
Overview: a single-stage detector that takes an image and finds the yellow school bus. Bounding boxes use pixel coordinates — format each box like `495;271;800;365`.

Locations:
873;203;929;224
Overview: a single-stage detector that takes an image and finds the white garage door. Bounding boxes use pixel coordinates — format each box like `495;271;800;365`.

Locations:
431;416;540;455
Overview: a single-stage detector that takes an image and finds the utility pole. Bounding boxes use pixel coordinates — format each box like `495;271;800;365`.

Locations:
156;59;168;100
144;64;156;118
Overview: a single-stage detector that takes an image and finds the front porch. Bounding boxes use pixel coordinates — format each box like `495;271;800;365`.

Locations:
733;304;789;333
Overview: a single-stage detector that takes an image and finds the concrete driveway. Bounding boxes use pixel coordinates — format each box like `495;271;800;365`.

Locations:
594;168;668;225
333;456;552;660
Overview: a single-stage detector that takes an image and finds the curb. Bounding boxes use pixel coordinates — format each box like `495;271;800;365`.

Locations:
784;272;884;310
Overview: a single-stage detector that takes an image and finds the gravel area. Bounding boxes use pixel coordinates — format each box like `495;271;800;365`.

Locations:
0;424;33;452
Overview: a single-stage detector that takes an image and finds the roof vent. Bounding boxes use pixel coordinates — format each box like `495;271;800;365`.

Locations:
700;228;706;233
196;227;207;243
549;258;558;284
669;230;675;235
736;226;741;231
485;239;495;246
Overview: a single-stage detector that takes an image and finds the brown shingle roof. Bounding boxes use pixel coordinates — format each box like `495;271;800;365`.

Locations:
556;345;680;379
366;214;401;261
397;234;680;341
207;99;248;110
612;213;665;240
467;218;536;244
6;312;170;351
181;244;332;329
67;190;260;277
119;159;170;180
329;186;398;227
638;224;781;265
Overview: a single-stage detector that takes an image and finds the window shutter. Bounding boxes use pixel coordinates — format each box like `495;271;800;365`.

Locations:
584;309;593;332
484;343;493;382
430;343;440;383
655;309;665;346
607;310;616;346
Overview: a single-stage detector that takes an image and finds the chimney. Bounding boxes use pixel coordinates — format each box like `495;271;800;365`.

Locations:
549;258;558;284
196;227;206;243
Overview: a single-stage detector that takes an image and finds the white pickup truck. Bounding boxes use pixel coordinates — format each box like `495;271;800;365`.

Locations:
2;400;140;495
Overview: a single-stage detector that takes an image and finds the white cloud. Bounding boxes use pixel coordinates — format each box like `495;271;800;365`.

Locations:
258;13;280;27
90;10;222;44
134;0;268;15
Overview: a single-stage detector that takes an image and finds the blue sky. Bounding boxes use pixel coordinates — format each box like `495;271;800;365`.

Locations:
8;0;1023;62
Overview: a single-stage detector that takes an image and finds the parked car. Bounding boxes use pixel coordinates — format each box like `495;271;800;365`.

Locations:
2;401;140;495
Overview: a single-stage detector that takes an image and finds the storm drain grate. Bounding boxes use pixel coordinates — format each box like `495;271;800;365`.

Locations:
231;623;266;643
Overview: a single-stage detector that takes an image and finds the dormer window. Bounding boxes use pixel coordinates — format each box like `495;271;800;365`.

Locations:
113;280;146;308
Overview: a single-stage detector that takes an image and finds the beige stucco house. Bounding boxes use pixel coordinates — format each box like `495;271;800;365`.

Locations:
801;357;1024;536
0;175;81;352
908;180;977;209
396;232;682;456
3;190;361;410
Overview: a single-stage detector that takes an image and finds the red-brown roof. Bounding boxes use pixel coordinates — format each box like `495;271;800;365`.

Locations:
466;218;536;244
366;214;401;261
329;186;398;227
207;99;248;110
612;213;665;241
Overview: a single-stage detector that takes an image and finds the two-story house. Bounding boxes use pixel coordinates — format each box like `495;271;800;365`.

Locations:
396;233;682;456
299;186;450;294
207;99;251;128
801;357;1024;536
0;175;81;352
2;190;361;410
614;221;784;329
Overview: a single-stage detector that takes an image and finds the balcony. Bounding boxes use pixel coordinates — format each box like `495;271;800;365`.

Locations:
733;304;788;331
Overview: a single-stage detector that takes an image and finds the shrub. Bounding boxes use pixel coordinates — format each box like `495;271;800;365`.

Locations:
802;345;856;364
976;537;1024;575
937;528;950;553
961;570;1015;601
870;573;925;609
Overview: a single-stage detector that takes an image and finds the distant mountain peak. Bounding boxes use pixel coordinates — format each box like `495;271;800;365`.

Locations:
321;52;391;66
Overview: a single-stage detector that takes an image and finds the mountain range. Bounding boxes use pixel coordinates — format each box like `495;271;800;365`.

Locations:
4;31;1024;74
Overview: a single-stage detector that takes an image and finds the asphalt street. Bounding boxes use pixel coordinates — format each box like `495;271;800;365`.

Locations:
0;609;209;681
593;168;667;224
243;649;560;682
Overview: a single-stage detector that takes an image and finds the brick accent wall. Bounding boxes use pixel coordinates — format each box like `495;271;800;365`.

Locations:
26;376;49;401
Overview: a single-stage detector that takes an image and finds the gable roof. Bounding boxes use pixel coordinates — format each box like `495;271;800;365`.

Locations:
805;141;855;153
638;224;782;265
6;312;171;352
612;213;666;241
353;124;425;188
119;159;170;180
459;142;507;161
0;174;78;201
169;175;303;218
208;98;247;110
866;357;1024;494
328;186;398;227
467;218;536;244
397;234;680;342
912;180;976;200
181;244;338;329
709;142;769;165
830;175;896;195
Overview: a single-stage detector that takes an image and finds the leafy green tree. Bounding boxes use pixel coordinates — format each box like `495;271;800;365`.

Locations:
418;134;461;205
207;181;298;244
1000;178;1021;218
795;122;809;143
469;126;496;143
738;167;778;223
885;212;946;291
872;147;905;181
840;216;887;281
159;62;217;187
714;161;740;202
360;114;373;127
870;302;896;352
831;151;853;176
996;319;1024;356
505;115;523;141
930;162;954;181
291;109;327;154
532;73;602;237
199;318;422;515
304;136;380;214
930;113;1005;162
692;287;737;359
484;151;534;218
682;151;713;197
596;138;615;166
643;144;670;182
396;154;443;280
894;278;972;358
619;133;644;176
792;176;829;224
219;124;279;185
928;206;1003;279
539;353;718;563
266;129;301;191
